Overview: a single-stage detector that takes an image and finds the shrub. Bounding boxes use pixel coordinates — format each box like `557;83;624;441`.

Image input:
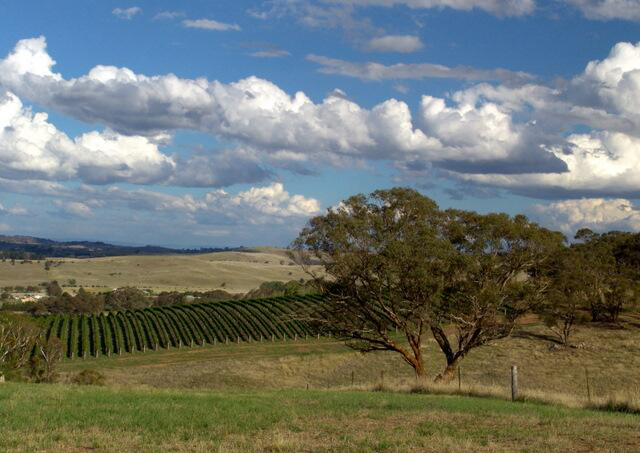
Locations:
71;369;105;386
28;337;63;383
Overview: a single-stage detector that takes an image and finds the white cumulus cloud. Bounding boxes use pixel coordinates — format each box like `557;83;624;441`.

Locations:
307;54;535;83
112;7;142;20
5;37;640;200
566;0;640;21
249;49;291;58
531;198;640;235
182;18;241;31
0;88;271;188
0;90;175;184
332;0;535;17
153;11;185;20
366;35;424;53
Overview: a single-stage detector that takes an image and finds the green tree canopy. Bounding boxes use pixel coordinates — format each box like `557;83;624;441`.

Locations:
293;187;564;380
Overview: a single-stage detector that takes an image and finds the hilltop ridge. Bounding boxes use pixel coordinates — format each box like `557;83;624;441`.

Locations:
0;234;239;258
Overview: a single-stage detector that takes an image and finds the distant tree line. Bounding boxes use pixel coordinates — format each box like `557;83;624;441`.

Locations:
0;250;45;261
0;236;245;259
0;279;318;316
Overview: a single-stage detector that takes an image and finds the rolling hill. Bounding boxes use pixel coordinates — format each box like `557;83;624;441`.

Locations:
0;234;233;258
0;249;318;293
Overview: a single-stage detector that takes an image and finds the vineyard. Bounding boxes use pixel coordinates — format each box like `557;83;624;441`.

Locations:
43;295;325;359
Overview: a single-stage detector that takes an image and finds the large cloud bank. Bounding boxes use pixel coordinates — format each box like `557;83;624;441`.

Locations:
2;36;640;239
4;37;640;197
531;198;640;235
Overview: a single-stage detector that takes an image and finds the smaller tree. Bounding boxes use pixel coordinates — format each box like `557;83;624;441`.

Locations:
105;287;149;310
74;287;105;313
539;249;590;346
573;230;639;323
46;281;63;297
29;336;63;383
0;315;41;380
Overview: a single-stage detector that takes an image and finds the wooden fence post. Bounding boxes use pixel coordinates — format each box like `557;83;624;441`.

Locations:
458;365;461;391
351;370;354;386
511;365;518;401
585;368;592;403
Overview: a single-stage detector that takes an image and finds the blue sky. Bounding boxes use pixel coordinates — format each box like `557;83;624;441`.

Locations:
1;0;640;247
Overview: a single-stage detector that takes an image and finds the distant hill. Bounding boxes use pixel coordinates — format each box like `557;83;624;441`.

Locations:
0;235;237;258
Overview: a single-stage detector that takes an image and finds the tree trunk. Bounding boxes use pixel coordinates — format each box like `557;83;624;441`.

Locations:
435;358;460;383
414;359;428;381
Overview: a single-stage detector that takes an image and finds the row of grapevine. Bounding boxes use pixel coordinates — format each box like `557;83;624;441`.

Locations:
43;294;325;359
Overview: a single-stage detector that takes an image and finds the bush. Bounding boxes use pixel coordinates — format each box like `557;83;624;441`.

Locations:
71;369;105;386
28;337;63;383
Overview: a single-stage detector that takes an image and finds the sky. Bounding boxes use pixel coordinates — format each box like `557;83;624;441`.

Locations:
1;0;640;248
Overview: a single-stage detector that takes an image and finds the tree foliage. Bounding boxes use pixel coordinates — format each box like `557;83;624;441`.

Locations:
293;188;564;380
0;314;62;382
538;248;590;345
572;230;640;323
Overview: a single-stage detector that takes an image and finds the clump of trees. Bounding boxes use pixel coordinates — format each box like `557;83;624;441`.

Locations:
243;280;316;299
292;187;639;381
12;279;315;316
537;229;640;346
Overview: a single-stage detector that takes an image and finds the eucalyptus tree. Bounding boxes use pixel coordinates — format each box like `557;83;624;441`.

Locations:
573;230;639;323
430;209;564;380
292;188;453;379
293;188;564;381
536;248;590;346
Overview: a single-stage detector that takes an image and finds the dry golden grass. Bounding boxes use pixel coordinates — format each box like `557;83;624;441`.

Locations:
57;320;640;414
0;249;320;293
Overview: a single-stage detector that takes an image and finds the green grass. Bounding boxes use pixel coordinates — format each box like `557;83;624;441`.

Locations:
1;382;637;452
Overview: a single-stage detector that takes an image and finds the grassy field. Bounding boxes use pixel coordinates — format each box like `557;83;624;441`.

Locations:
57;320;640;408
0;249;319;293
3;320;639;452
1;382;638;452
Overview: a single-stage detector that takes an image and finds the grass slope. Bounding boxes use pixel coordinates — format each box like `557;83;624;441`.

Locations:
57;321;640;405
1;383;638;452
0;250;319;293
